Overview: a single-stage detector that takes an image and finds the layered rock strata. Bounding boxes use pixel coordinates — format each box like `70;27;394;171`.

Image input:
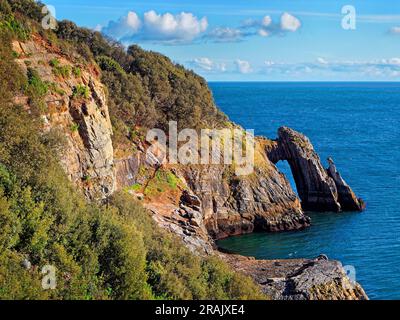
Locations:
266;127;364;212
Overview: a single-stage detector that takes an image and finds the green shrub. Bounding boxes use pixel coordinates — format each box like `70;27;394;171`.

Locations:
96;56;125;75
0;29;26;101
24;67;48;111
72;67;81;77
72;84;90;99
124;183;142;193
47;82;65;96
26;68;47;96
0;251;49;299
166;172;179;189
110;192;266;300
7;0;43;22
49;58;60;68
70;123;79;132
53;65;71;79
0;14;30;40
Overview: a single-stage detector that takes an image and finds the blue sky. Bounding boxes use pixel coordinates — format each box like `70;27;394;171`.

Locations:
44;0;400;81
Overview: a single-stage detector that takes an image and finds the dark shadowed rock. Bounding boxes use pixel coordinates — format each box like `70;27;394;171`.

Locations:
180;190;202;209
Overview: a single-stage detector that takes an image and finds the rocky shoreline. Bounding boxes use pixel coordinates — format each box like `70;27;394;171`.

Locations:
221;253;368;300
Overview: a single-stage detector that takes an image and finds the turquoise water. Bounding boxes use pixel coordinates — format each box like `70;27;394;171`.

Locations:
209;82;400;300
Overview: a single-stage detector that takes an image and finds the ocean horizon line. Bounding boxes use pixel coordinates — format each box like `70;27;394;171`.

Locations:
207;80;400;83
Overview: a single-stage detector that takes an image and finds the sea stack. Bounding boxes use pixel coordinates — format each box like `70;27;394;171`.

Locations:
266;127;365;212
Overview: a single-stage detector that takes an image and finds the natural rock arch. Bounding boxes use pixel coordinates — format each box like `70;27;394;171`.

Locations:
266;127;365;212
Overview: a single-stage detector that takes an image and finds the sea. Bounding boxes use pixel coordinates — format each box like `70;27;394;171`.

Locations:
209;82;400;300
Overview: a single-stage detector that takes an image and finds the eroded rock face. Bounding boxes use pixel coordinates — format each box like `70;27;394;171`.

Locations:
13;37;115;200
266;127;364;212
222;254;368;300
113;140;310;247
177;162;310;240
66;79;115;200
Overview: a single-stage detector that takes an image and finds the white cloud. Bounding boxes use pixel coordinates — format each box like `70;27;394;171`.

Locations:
390;26;400;34
317;57;328;64
258;29;269;37
235;59;253;74
143;11;208;41
206;27;242;42
262;15;272;27
257;16;272;38
126;12;141;30
240;13;301;38
102;11;141;39
261;58;400;79
191;57;226;72
388;58;400;65
193;57;214;71
281;12;301;32
93;24;103;32
103;10;208;43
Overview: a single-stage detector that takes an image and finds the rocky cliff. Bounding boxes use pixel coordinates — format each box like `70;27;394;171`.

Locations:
13;34;366;300
13;36;115;200
113;137;311;245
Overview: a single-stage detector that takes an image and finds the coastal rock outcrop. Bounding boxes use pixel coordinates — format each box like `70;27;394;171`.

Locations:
178;163;310;240
114;139;311;244
266;127;364;212
327;158;365;211
222;254;368;300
